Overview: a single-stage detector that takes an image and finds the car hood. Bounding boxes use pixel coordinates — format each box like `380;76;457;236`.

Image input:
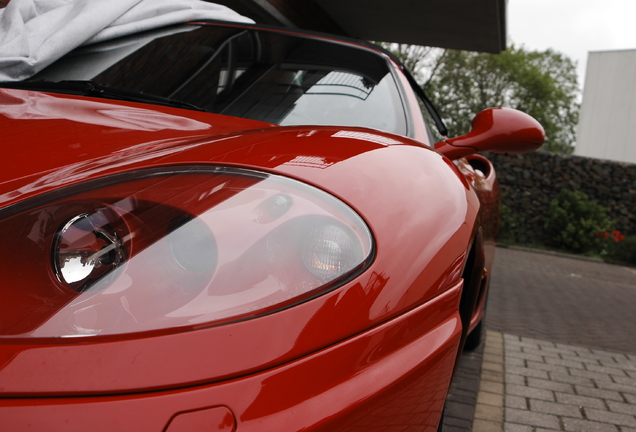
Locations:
0;88;275;207
0;88;479;396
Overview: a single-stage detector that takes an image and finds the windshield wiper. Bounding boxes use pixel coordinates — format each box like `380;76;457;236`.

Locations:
0;80;206;112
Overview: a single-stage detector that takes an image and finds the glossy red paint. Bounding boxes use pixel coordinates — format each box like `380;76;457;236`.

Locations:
2;283;462;431
165;406;236;432
0;21;543;431
435;107;546;159
455;155;501;333
0;92;477;394
0;88;275;207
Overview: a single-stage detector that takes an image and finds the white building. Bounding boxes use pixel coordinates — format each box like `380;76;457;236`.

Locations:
576;49;636;164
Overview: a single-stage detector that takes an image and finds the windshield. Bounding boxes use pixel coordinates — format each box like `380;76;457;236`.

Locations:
27;24;407;135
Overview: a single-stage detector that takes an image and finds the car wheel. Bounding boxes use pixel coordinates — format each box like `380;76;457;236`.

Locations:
463;319;484;351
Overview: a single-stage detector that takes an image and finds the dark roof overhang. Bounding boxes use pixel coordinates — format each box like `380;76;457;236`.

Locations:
213;0;507;53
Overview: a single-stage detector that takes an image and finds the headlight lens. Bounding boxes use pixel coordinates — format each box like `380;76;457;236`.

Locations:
54;213;126;290
0;167;373;338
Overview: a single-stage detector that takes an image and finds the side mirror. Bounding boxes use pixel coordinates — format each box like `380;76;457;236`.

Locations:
434;107;545;160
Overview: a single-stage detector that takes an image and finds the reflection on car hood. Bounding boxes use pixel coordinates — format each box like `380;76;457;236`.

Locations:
0;88;274;207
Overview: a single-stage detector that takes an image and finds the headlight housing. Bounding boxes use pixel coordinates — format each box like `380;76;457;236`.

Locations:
0;167;373;338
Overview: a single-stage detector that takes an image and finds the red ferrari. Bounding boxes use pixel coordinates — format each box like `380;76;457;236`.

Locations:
0;19;543;431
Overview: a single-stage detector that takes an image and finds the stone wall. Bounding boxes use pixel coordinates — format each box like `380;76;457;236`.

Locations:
484;151;636;243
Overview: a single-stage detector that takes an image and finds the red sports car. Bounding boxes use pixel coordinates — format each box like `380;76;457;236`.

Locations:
0;20;543;431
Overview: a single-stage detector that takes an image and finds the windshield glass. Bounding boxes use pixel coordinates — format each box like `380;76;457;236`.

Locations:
29;24;407;135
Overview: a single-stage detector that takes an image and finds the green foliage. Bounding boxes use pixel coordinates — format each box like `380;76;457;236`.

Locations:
610;235;636;265
498;204;525;244
422;46;580;154
543;189;614;253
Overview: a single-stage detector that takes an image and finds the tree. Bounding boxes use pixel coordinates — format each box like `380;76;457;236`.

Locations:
382;43;580;153
421;46;580;153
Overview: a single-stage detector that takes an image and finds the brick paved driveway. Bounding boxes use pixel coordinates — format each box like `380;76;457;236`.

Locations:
486;246;636;354
443;246;636;431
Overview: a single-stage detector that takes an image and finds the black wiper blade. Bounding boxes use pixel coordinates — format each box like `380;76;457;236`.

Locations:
0;80;206;112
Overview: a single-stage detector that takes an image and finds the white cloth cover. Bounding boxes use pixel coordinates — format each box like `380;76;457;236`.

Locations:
0;0;254;81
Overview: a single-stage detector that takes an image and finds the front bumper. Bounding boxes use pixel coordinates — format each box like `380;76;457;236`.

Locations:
1;283;462;432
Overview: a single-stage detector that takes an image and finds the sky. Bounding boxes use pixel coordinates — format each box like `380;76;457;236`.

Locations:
507;0;636;90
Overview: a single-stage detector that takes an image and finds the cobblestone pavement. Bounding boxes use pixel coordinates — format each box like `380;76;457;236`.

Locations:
465;247;636;432
472;331;636;432
443;344;485;431
486;246;636;354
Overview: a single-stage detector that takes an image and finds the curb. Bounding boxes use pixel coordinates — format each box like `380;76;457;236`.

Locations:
472;330;505;431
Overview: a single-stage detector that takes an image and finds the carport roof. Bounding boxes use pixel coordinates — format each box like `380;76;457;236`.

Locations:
213;0;507;53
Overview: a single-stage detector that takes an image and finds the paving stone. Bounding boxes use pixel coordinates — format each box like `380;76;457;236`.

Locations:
607;400;636;415
555;342;586;350
508;341;539;350
599;358;636;370
560;353;601;364
443;337;484;432
505;356;526;367
593;380;636;395
536;344;570;354
575;349;623;360
473;418;503;432
506;350;544;363
526;360;569;374
483;361;504;373
444;425;471;432
584;364;631;376
485;340;504;350
549;371;596;387
483;248;636;432
568;368;615;382
487;247;636;355
506;366;549;380
485;346;505;357
486;343;504;352
504;395;528;410
506;384;554;401
444;416;473;429
477;391;504;407
610;375;636;386
575;385;624;401
536;349;564;360
445;401;475;421
584;407;636;427
503;423;532;432
474;403;503;422
505;408;560;429
543;356;587;369
482;370;505;383
504;343;523;352
483;353;504;365
527;377;575;394
562;417;619;432
529;399;583;418
554;392;608;410
505;374;525;386
479;380;504;395
519;336;545;345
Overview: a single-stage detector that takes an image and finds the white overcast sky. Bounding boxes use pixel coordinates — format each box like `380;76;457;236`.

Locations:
508;0;636;90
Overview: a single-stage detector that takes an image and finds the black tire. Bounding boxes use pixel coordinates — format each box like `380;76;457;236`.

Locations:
463;319;484;351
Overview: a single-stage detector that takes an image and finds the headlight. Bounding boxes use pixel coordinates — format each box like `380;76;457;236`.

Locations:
0;167;373;338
